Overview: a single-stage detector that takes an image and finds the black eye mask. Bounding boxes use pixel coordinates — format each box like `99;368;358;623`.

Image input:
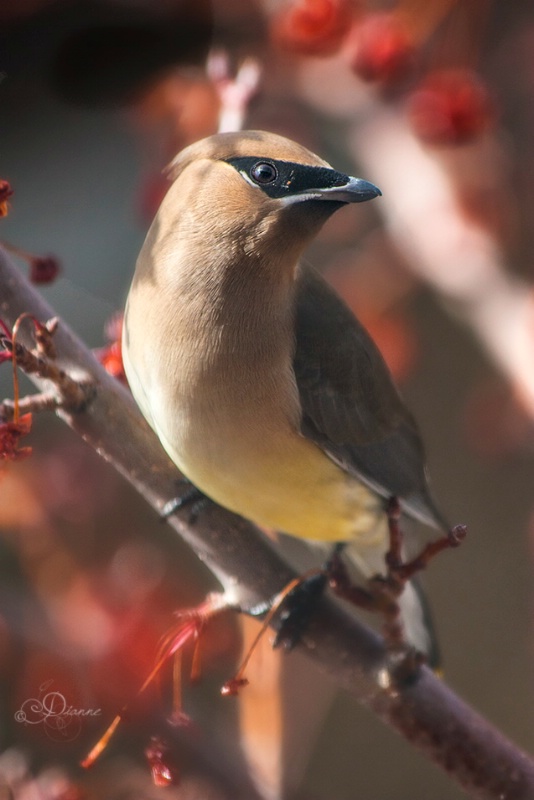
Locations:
225;156;350;200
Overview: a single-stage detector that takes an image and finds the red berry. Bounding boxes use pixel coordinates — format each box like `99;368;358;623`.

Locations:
272;0;353;57
95;312;128;384
347;13;415;84
0;179;13;218
29;255;61;284
408;68;494;146
97;341;127;383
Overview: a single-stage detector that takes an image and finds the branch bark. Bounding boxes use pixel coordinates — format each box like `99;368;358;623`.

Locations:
1;246;533;799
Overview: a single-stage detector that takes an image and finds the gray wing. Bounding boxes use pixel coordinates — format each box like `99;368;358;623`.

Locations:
293;266;447;530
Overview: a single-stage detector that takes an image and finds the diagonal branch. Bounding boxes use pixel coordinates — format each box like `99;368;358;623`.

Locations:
1;245;533;800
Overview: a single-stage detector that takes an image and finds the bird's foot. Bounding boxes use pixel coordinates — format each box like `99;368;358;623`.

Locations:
385;497;467;583
223;505;467;695
326;544;422;681
161;481;210;523
272;570;328;650
327;498;467;681
271;543;360;649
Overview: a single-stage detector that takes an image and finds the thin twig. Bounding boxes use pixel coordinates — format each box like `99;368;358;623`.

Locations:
2;334;93;413
0;392;60;420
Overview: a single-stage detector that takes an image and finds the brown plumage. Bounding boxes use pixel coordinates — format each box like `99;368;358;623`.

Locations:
123;130;446;657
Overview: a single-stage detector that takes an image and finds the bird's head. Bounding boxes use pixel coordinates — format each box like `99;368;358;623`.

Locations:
160;131;380;256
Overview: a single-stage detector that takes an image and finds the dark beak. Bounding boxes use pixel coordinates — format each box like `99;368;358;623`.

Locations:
314;176;382;203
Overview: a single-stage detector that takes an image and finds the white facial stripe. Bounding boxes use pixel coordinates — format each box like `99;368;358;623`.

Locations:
239;170;258;188
279;192;325;206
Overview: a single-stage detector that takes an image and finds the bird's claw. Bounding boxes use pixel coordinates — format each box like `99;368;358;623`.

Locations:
272;571;328;650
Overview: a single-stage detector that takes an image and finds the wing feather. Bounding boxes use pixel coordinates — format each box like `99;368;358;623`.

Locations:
293;266;447;530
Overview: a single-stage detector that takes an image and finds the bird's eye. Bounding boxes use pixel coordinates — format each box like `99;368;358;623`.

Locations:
250;161;278;184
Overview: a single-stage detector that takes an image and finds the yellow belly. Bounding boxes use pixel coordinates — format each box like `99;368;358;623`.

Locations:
123;309;386;548
155;414;386;547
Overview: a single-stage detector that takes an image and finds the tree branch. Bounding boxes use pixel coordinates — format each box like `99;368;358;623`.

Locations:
1;245;533;799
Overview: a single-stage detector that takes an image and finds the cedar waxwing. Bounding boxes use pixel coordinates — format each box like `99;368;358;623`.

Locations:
123;130;447;659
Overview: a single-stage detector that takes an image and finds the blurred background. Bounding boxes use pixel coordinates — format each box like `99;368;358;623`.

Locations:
1;0;534;797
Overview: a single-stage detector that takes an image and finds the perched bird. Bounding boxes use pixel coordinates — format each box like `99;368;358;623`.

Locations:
123;130;447;659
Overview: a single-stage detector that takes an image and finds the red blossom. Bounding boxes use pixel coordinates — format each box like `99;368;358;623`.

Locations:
272;0;353;57
82;615;203;770
97;341;126;383
408;68;495;146
0;413;33;462
220;676;249;696
0;180;13;218
0;242;61;283
0;319;12;364
95;313;127;384
0;319;13;364
145;737;181;787
347;12;415;84
29;254;61;284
